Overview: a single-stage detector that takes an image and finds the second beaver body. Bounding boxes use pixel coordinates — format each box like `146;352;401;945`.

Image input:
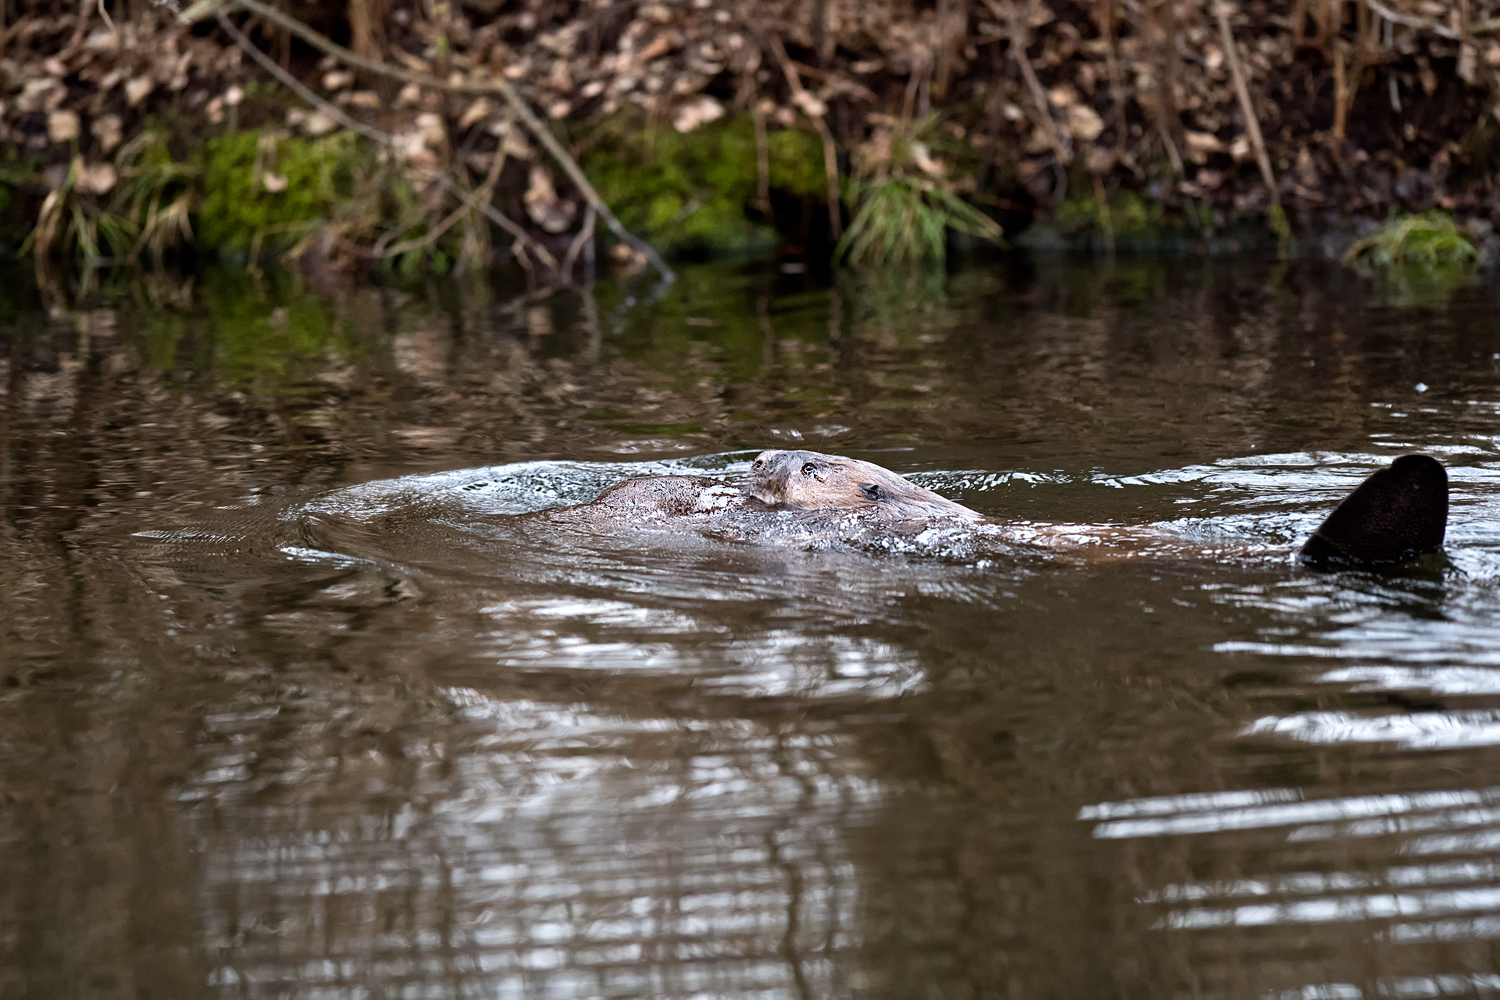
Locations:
544;448;1448;570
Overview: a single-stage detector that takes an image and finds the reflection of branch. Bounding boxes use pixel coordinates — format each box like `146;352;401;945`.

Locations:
188;0;669;281
560;205;596;283
214;11;558;269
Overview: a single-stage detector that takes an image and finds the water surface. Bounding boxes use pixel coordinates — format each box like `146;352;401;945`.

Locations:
5;258;1500;998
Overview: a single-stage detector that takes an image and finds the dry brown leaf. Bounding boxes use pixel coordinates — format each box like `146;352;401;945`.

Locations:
793;91;827;118
524;164;577;233
125;76;155;107
1067;104;1104;142
91;114;122;153
300;111;338;136
79;162;117;195
416;113;448;149
18;79;66;113
47;110;80;143
672;95;724;132
1184;130;1225;164
459;98;493;129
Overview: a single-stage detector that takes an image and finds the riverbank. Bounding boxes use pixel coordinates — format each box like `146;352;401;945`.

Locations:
4;0;1500;279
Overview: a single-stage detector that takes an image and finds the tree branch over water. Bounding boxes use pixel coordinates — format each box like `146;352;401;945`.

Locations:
181;0;673;283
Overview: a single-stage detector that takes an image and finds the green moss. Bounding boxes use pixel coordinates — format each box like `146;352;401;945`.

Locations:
1056;189;1168;240
582;112;826;255
196;129;396;254
1344;211;1479;267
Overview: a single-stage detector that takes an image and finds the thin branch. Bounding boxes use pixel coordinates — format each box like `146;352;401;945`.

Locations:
214;9;556;269
766;32;844;240
189;0;672;281
1215;3;1280;206
368;143;508;260
983;0;1072;166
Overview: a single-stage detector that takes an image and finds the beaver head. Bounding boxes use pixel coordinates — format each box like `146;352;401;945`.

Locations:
744;449;983;521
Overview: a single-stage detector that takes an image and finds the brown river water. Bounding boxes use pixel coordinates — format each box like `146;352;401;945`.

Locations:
5;257;1500;999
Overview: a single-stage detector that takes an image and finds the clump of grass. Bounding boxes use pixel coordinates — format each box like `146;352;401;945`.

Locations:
836;114;1000;266
1344;212;1479;267
20;130;198;274
836;178;999;266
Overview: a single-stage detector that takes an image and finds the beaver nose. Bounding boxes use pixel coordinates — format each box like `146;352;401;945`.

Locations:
751;459;763;470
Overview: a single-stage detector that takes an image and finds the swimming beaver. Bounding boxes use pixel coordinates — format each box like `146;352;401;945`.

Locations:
746;449;984;522
741;448;1449;568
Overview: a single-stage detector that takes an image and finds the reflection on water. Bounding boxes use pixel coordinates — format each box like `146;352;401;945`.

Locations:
6;256;1500;998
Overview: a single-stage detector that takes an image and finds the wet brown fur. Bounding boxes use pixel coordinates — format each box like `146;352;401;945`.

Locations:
745;449;984;522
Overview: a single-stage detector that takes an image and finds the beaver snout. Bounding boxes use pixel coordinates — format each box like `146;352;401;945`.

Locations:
745;449;785;504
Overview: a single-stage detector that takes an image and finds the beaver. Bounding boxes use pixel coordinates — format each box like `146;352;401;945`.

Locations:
746;449;984;522
739;448;1449;568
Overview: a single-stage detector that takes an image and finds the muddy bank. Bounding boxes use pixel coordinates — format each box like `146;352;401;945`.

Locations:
4;0;1500;274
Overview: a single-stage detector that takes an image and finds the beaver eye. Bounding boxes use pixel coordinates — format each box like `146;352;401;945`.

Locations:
800;462;818;477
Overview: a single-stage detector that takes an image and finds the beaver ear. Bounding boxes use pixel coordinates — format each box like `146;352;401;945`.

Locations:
1299;454;1448;569
859;483;882;502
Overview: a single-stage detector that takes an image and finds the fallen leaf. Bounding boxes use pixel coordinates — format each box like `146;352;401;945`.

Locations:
459;97;493;129
1067;104;1104;143
18;79;66;113
524;164;577;233
79;162;117;195
91;114;123;153
672;95;723;132
300;111;338;136
322;69;355;90
792;90;826;118
47;110;80;143
262;173;288;193
415;112;447;148
126;76;155;107
1184;129;1225;164
911;141;946;177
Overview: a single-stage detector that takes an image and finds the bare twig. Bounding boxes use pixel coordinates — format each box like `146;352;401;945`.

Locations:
1215;3;1280;206
214;8;557;270
189;0;671;281
766;32;844;240
368;141;508;260
1362;0;1458;38
984;0;1072;166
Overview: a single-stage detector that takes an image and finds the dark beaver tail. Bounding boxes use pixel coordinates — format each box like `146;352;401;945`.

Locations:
1298;454;1448;569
